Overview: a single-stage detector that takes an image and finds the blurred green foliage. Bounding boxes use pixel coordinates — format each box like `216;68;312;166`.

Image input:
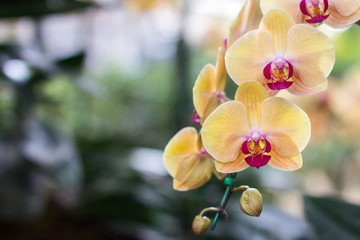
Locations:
332;25;360;77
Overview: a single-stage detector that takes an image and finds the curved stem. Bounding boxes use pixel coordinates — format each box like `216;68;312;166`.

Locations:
231;185;249;193
199;207;221;217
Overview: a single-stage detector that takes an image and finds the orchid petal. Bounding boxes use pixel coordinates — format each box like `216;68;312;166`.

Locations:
212;166;227;179
267;132;300;156
268;148;303;171
287;77;327;95
173;155;213;191
245;154;271;168
225;30;274;86
228;0;263;46
285;24;335;86
200;93;223;124
193;64;216;117
330;0;360;17
260;0;305;24
163;127;198;177
214;46;227;91
202;101;251;163
259;9;295;55
215;154;249;173
261;97;311;152
326;4;360;28
235;81;269;129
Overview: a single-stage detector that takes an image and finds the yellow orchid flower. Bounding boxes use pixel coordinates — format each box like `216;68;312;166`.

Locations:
193;47;228;124
227;0;263;47
201;81;311;173
261;0;360;28
163;127;225;191
124;0;159;11
192;0;263;124
225;9;335;96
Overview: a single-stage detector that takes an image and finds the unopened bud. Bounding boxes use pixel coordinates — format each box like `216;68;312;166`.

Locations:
192;215;210;235
239;188;263;217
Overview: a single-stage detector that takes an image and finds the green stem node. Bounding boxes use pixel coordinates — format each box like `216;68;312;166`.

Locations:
211;173;237;230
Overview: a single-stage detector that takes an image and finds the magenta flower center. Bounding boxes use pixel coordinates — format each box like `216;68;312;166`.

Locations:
241;131;271;169
299;0;329;23
263;57;294;90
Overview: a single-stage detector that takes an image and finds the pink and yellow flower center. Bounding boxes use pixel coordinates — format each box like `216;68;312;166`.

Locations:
263;57;294;90
241;131;271;169
299;0;329;24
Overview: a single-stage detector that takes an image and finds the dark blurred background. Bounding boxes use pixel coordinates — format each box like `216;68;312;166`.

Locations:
0;0;360;239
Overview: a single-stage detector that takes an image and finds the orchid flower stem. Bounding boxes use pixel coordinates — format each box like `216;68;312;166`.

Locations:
231;185;249;193
199;207;221;217
211;173;237;230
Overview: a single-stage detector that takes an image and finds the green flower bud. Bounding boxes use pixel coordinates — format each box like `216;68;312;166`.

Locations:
192;215;211;235
239;188;263;217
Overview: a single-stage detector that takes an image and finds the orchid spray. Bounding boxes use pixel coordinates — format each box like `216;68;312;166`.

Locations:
163;0;358;235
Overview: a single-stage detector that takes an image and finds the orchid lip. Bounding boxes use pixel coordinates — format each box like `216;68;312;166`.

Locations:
305;14;329;24
245;154;271;169
268;80;294;90
241;133;271;169
299;0;329;24
263;57;294;90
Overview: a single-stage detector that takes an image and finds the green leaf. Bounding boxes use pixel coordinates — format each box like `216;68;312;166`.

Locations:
304;196;360;240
